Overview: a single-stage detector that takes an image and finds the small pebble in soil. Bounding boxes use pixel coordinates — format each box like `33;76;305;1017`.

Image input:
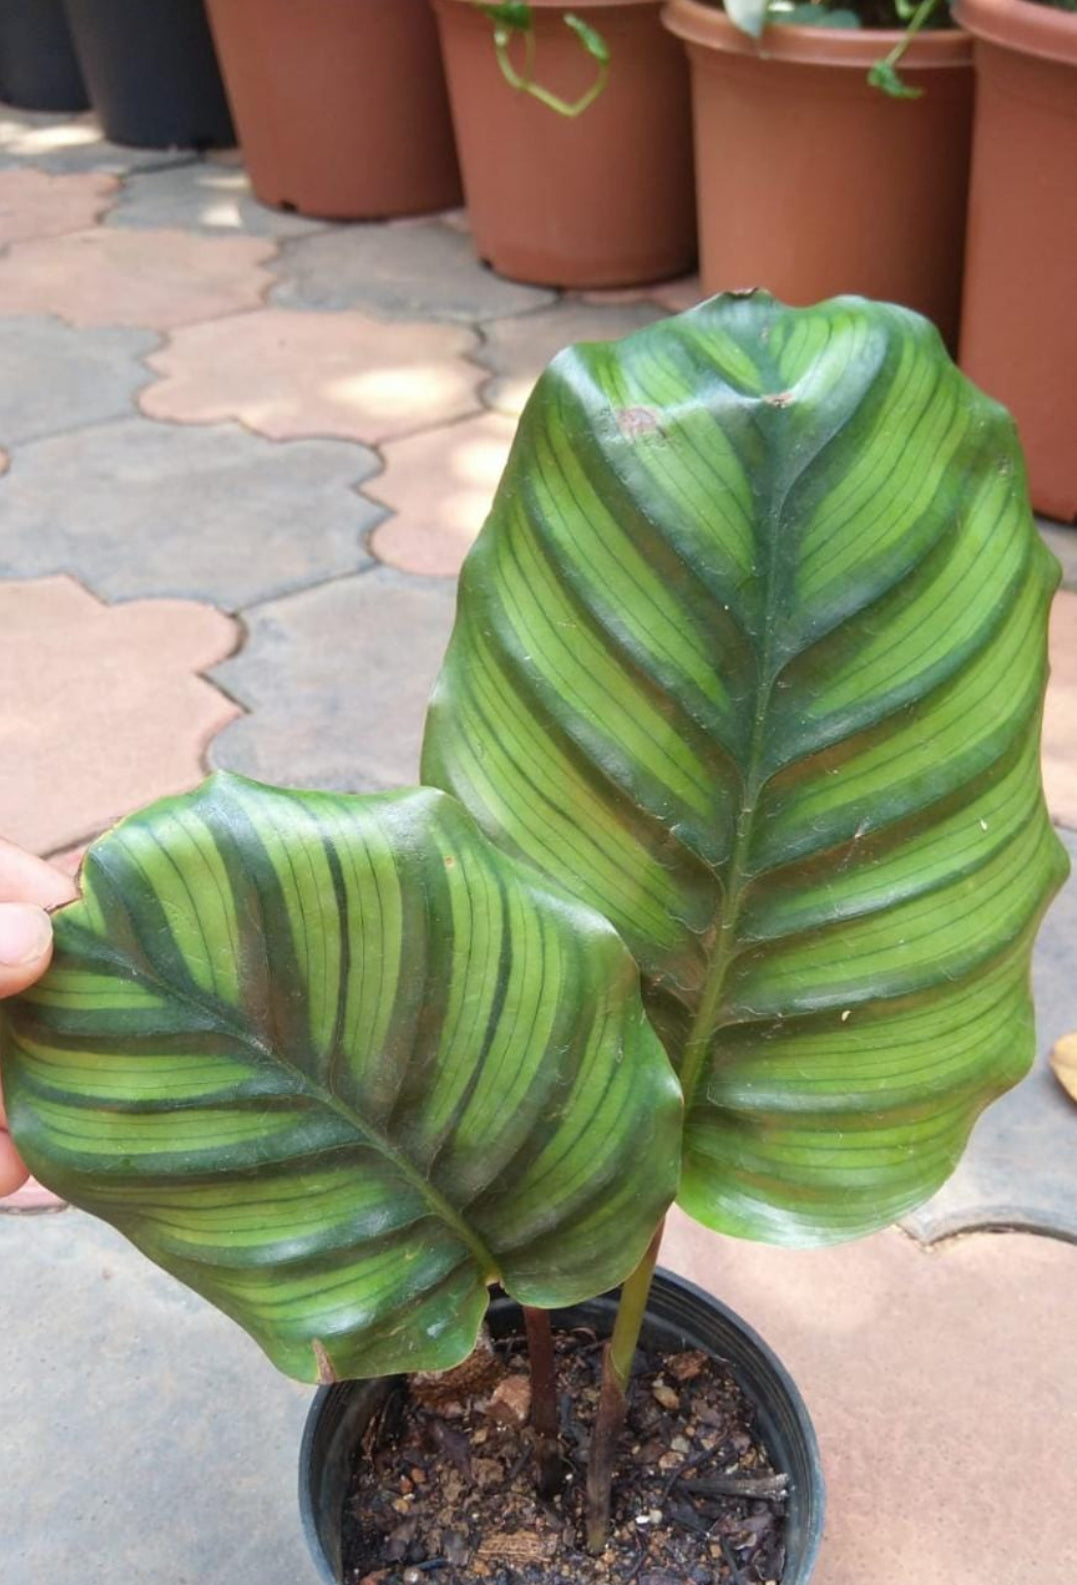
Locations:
652;1380;680;1412
342;1326;788;1584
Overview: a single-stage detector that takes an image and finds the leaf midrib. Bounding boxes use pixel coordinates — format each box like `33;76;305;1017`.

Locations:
55;919;501;1284
677;689;770;1106
677;422;804;1109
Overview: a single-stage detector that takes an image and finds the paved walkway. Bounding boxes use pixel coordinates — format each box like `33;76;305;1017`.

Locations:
1;103;1076;1585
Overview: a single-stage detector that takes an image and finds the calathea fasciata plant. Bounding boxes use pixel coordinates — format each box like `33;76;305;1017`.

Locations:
1;293;1066;1555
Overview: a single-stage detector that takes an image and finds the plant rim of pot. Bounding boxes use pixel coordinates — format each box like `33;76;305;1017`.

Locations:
664;0;971;63
953;0;1077;58
664;0;967;92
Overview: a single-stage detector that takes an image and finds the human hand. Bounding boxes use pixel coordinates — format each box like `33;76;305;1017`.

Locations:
0;841;77;1198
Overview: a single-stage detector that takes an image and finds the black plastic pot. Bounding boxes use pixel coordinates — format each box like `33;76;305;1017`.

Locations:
299;1268;826;1583
0;0;88;112
63;0;233;149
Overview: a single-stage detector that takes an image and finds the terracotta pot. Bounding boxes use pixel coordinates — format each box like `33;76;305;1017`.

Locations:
205;0;461;220
431;0;696;288
662;0;974;347
955;0;1077;522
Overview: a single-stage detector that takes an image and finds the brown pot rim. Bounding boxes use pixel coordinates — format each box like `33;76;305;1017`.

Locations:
953;0;1077;64
662;0;972;66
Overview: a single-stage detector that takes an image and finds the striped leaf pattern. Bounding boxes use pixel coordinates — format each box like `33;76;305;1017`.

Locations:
0;777;681;1381
422;291;1069;1246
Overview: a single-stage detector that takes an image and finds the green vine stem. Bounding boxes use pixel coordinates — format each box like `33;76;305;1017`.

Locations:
867;0;945;97
585;1220;666;1554
479;4;611;118
522;1305;565;1497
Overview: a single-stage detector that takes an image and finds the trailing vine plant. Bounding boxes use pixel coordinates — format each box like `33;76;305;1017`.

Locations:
724;0;951;96
474;1;610;116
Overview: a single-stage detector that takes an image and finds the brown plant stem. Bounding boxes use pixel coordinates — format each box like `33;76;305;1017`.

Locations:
522;1305;564;1497
585;1220;665;1554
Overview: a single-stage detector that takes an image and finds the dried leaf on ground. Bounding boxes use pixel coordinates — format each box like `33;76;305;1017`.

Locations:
1050;1032;1077;1104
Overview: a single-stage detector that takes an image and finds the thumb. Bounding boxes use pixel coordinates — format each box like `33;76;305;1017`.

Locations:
0;903;54;998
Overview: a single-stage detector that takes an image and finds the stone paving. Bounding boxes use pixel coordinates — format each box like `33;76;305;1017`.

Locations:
209;570;459;794
0;102;1075;1585
476;297;668;416
106;158;326;241
367;409;521;576
0;315;156;443
269;220;555;323
0;168;115;244
0;224;275;327
141;307;485;443
0;577;239;854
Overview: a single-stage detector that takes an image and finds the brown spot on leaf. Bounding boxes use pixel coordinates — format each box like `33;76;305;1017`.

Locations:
616;406;664;442
312;1339;338;1385
763;390;795;408
1050;1032;1077;1104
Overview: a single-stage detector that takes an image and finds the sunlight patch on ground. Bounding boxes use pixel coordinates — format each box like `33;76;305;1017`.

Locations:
0;116;100;156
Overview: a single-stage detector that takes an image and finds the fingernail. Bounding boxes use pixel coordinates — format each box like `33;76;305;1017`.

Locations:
0;905;52;967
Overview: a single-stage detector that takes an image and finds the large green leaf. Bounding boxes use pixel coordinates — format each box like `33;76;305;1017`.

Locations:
422;291;1069;1247
0;776;681;1382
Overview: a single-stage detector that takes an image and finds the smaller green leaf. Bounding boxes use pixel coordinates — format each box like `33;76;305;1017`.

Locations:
724;0;772;37
565;14;611;63
1;777;682;1383
868;58;923;96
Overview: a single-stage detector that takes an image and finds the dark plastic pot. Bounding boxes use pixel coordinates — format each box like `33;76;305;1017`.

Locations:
63;0;233;149
299;1268;826;1583
0;0;88;111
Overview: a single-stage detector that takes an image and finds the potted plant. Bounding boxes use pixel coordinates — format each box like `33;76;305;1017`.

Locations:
955;0;1077;522
62;0;233;150
1;294;1065;1583
431;0;697;287
204;0;462;221
661;0;974;347
0;0;87;112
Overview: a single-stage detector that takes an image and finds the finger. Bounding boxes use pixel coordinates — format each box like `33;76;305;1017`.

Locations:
0;839;78;909
0;902;54;998
0;1069;29;1197
0;1128;29;1198
0;852;62;1197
